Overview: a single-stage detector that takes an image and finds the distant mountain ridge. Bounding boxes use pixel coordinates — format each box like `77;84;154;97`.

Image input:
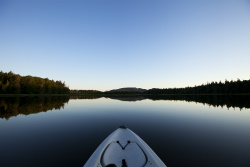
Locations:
110;87;147;92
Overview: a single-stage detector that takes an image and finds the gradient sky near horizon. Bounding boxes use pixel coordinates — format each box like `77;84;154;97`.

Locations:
1;0;249;91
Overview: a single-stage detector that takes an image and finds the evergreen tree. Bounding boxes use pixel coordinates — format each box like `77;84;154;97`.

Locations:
0;71;70;94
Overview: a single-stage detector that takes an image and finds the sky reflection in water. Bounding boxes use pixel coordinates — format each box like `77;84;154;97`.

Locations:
0;97;250;167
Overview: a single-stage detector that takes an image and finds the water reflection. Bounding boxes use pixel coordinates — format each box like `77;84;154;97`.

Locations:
74;95;250;109
0;95;249;120
144;95;250;109
0;96;69;119
0;96;249;167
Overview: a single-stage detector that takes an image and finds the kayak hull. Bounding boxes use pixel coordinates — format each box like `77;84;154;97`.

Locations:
83;127;166;167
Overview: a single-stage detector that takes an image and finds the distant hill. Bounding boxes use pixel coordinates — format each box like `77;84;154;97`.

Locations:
110;87;147;92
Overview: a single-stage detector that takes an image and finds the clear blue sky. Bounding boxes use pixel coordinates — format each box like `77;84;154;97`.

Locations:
1;0;249;91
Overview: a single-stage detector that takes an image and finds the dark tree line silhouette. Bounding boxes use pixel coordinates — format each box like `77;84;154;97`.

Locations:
144;79;250;95
70;89;102;94
0;71;70;94
70;79;250;95
70;89;140;95
1;71;249;95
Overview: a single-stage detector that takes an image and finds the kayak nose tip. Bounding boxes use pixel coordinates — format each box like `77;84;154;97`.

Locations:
119;125;127;129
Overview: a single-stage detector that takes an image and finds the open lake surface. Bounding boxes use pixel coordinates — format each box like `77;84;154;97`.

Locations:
0;96;250;167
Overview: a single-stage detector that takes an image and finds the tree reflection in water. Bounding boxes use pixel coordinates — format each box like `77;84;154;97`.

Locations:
0;96;70;119
74;95;250;110
0;95;249;120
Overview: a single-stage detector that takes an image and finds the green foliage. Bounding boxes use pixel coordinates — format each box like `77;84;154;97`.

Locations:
0;71;70;94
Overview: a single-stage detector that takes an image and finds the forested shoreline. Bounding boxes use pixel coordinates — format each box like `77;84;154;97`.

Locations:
1;71;249;95
144;79;250;95
1;95;249;120
0;71;70;94
71;79;250;95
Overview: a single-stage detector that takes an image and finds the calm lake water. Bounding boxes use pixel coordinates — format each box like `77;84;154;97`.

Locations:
0;96;250;167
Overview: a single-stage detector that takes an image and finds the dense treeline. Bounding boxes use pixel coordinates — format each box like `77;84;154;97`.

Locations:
144;79;250;95
2;71;249;95
70;79;250;95
70;95;102;100
0;71;70;94
70;89;101;94
70;90;141;95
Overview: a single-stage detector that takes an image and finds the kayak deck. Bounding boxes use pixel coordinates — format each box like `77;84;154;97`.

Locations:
83;126;166;167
